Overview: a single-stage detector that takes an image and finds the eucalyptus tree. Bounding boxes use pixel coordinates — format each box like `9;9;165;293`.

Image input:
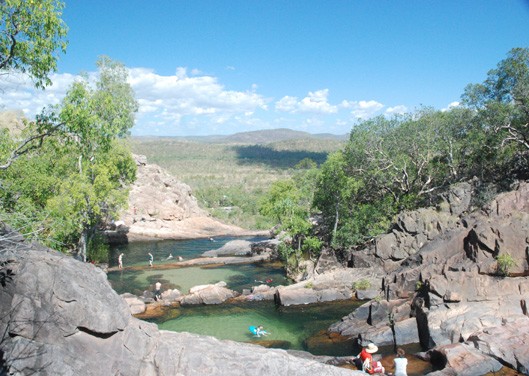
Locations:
0;0;68;88
0;57;138;261
462;47;529;179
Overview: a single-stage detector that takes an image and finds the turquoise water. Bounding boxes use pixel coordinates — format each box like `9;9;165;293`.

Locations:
108;262;289;295
108;237;360;357
109;235;269;268
151;299;361;355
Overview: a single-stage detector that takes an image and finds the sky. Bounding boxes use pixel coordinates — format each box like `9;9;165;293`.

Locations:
2;0;529;136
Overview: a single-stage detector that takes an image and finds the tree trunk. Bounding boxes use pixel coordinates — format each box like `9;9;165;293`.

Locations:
78;228;88;262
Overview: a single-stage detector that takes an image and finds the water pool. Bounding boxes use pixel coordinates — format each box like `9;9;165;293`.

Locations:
149;299;362;355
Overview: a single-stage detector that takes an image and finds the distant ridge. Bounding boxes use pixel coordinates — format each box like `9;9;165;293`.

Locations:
133;128;348;144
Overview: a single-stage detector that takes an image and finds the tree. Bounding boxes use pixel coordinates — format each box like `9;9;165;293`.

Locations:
462;47;529;177
0;0;68;89
0;57;138;261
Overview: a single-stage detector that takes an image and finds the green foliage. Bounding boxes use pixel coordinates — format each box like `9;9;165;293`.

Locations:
0;57;137;260
496;253;517;276
0;0;68;89
353;279;371;290
462;47;529;179
87;234;109;264
130;137;342;229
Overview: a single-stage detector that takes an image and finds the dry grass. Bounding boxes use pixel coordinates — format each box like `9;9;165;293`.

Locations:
130;136;344;229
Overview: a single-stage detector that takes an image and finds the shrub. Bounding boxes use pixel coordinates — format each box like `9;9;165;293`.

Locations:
353;279;371;290
496;253;517;276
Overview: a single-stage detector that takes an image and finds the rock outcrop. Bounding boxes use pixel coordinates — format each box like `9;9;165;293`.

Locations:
0;224;363;375
114;155;267;242
328;181;529;375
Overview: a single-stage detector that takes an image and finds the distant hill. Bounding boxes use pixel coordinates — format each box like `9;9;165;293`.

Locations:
133;128;348;145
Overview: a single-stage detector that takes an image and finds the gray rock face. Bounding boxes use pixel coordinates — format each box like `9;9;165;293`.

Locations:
329;181;529;375
180;282;240;305
202;240;252;257
0;225;363;376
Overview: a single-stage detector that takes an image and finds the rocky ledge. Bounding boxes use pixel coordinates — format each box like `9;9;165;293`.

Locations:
0;224;363;376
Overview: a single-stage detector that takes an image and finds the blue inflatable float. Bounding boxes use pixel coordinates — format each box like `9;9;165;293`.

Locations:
249;326;258;335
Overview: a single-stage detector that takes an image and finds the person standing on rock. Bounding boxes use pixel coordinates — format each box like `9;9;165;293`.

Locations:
118;253;124;269
155;281;162;301
148;252;154;267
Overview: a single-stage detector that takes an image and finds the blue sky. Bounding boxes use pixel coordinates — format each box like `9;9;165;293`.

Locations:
2;0;529;136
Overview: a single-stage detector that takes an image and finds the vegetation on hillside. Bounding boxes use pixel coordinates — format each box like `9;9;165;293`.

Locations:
258;47;529;267
130;136;344;229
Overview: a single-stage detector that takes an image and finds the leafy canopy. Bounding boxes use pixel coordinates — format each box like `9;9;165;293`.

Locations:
0;0;68;88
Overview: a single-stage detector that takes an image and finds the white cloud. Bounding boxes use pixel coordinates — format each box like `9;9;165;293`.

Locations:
275;89;337;114
385;105;408;115
441;101;460;112
129;67;268;124
341;99;384;119
1;67;412;136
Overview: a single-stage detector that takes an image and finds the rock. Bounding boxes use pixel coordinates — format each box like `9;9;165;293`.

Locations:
426;343;502;376
181;282;239;305
329;181;529;375
202;240;252;257
251;239;279;259
0;225;364;376
121;292;147;315
117;155;267;241
355;289;379;300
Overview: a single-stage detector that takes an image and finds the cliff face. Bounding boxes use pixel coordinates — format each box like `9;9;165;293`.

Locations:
329;181;529;375
0;224;361;376
115;155;266;241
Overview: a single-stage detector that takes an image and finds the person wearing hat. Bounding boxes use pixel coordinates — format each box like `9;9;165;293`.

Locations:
358;343;385;375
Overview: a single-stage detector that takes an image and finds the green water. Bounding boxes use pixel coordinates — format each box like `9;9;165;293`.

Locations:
109;235;269;268
151;300;361;355
108;237;361;356
108;262;289;295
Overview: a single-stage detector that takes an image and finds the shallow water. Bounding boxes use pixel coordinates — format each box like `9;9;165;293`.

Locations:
108;262;289;295
149;299;362;355
109;235;269;268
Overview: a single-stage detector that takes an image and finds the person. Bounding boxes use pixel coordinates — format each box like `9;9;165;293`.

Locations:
177;256;183;261
154;281;162;301
357;343;385;375
118;253;124;269
255;325;269;337
393;347;408;376
148;252;154;267
166;253;173;260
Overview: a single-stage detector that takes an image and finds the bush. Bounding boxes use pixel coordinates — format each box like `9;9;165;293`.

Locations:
496;253;517;276
353;279;371;290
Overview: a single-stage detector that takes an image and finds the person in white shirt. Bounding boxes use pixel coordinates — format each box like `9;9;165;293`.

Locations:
393;347;408;376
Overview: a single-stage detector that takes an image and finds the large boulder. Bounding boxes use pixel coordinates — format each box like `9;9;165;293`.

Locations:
202;240;252;257
180;282;240;305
